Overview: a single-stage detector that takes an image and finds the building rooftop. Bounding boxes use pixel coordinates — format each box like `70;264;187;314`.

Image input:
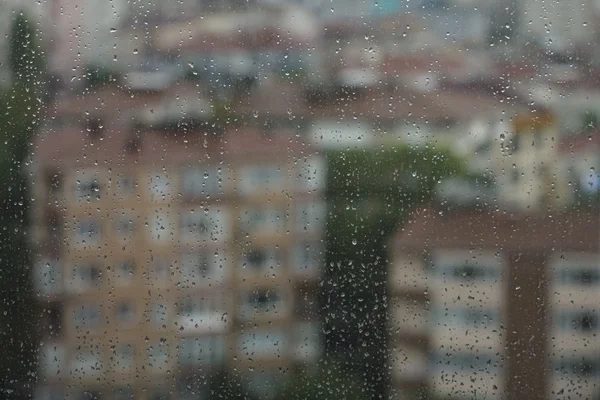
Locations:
33;124;316;169
393;206;599;253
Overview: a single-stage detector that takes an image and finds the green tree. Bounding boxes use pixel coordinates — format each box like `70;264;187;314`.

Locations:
0;11;45;398
83;64;117;89
207;369;258;400
9;12;45;87
274;359;369;400
181;369;258;400
322;146;463;398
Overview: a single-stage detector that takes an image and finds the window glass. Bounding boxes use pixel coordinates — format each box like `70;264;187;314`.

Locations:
7;3;599;400
179;336;225;366
239;289;286;320
180;208;229;243
182;165;227;197
73;218;102;247
240;247;281;274
239;165;285;194
69;262;102;293
73;303;101;331
238;330;287;358
240;206;285;234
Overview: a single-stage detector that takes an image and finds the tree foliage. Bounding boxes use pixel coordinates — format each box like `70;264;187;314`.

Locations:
83;64;117;89
0;11;45;398
274;359;369;400
9;13;45;87
322;146;463;398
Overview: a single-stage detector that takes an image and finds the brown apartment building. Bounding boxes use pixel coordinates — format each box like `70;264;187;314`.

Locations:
388;207;599;400
30;83;326;400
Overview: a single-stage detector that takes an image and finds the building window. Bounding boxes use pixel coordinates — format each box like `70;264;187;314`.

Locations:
439;263;499;282
178;296;223;317
554;358;600;378
181;252;210;280
70;351;102;377
239;165;284;194
75;177;102;202
558;310;599;332
181;251;226;286
559;267;600;285
241;247;281;273
240;289;285;320
237;330;287;358
148;173;171;202
70;263;102;292
178;336;224;366
239;207;285;235
293;322;321;360
432;307;500;328
295;201;326;233
429;351;502;373
40;343;65;377
116;175;136;199
75;303;100;329
293;242;323;274
391;346;428;380
453;264;485;280
182;166;226;197
115;212;135;237
147;212;173;243
116;260;135;286
150;258;171;282
147;342;169;372
115;301;136;325
113;344;135;372
176;295;227;333
150;302;169;328
75;219;102;245
180;209;229;243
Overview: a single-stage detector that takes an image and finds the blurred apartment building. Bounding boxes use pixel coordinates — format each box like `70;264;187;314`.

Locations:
30;76;326;398
388;207;600;400
28;1;600;400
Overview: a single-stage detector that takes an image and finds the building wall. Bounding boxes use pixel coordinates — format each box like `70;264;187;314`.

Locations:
31;128;326;398
547;252;600;400
388;210;599;400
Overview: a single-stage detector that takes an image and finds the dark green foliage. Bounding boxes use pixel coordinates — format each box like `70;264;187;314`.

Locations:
9;13;45;86
322;146;463;398
0;11;45;398
274;359;369;400
83;64;117;89
207;370;257;400
182;369;258;400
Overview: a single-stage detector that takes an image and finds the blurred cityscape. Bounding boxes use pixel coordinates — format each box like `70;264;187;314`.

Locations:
0;0;597;399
